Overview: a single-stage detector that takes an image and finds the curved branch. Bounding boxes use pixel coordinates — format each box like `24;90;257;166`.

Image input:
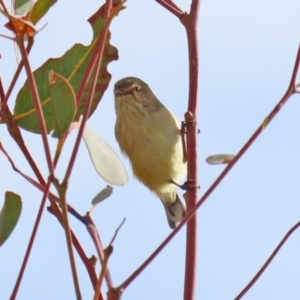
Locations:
234;221;300;299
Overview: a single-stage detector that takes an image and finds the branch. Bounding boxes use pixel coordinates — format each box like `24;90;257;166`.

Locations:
0;38;34;118
181;1;200;299
52;177;82;299
63;1;114;184
234;221;300;299
16;36;54;176
93;218;125;300
193;42;300;211
10;180;52;300
84;214;114;289
155;0;184;18
0;123;97;298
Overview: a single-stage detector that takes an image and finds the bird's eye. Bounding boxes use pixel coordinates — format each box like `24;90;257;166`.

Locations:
135;87;141;92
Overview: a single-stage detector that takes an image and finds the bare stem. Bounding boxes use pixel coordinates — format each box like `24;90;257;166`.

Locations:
63;3;112;184
234;221;300;299
0;38;34;118
16;36;54;176
52;178;82;300
93;219;125;300
155;0;184;18
47;204;99;290
194;42;300;211
10;180;52;300
158;1;200;299
0;141;99;290
84;214;114;289
181;1;200;299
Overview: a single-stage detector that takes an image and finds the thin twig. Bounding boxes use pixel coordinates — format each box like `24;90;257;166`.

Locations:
0;38;34;118
63;3;113;184
93;218;125;300
0;108;98;291
0;0;9;14
234;221;300;299
0;142;42;190
155;0;184;18
0;17;106;299
10;180;52;300
192;42;300;212
0;142;98;290
16;36;54;176
52;178;82;300
84;214;114;289
1;107;45;184
47;204;99;290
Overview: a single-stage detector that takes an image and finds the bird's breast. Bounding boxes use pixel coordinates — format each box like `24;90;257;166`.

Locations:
115;97;185;192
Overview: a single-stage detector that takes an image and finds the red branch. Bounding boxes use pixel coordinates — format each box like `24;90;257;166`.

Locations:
181;1;200;299
84;214;113;289
155;0;183;17
63;3;112;184
118;3;201;300
234;221;300;299
192;42;300;213
16;37;54;176
10;181;52;300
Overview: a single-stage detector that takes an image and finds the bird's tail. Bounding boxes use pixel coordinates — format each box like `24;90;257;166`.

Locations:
162;194;186;229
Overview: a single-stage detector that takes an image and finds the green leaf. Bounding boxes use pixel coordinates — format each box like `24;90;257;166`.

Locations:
83;124;128;186
14;0;35;16
29;0;57;25
0;192;22;247
49;71;76;138
13;4;121;133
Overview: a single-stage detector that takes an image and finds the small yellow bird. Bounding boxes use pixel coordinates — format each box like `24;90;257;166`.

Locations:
114;77;186;228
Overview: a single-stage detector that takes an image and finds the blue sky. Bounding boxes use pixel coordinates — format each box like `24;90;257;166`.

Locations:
1;0;300;299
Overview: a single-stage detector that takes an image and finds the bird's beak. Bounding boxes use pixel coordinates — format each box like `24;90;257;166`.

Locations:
114;88;125;96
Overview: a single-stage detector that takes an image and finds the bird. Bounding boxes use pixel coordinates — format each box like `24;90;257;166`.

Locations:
114;77;186;228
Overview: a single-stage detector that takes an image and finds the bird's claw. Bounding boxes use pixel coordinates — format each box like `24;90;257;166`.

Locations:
170;179;199;190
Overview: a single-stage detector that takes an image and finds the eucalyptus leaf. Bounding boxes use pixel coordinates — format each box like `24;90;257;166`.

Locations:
49;71;76;138
13;4;122;133
0;192;22;247
83;124;128;186
14;0;35;16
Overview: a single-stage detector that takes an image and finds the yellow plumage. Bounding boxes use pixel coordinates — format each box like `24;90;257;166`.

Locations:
114;77;186;228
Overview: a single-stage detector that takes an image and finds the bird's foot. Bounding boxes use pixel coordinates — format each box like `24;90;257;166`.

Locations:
170;179;199;190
